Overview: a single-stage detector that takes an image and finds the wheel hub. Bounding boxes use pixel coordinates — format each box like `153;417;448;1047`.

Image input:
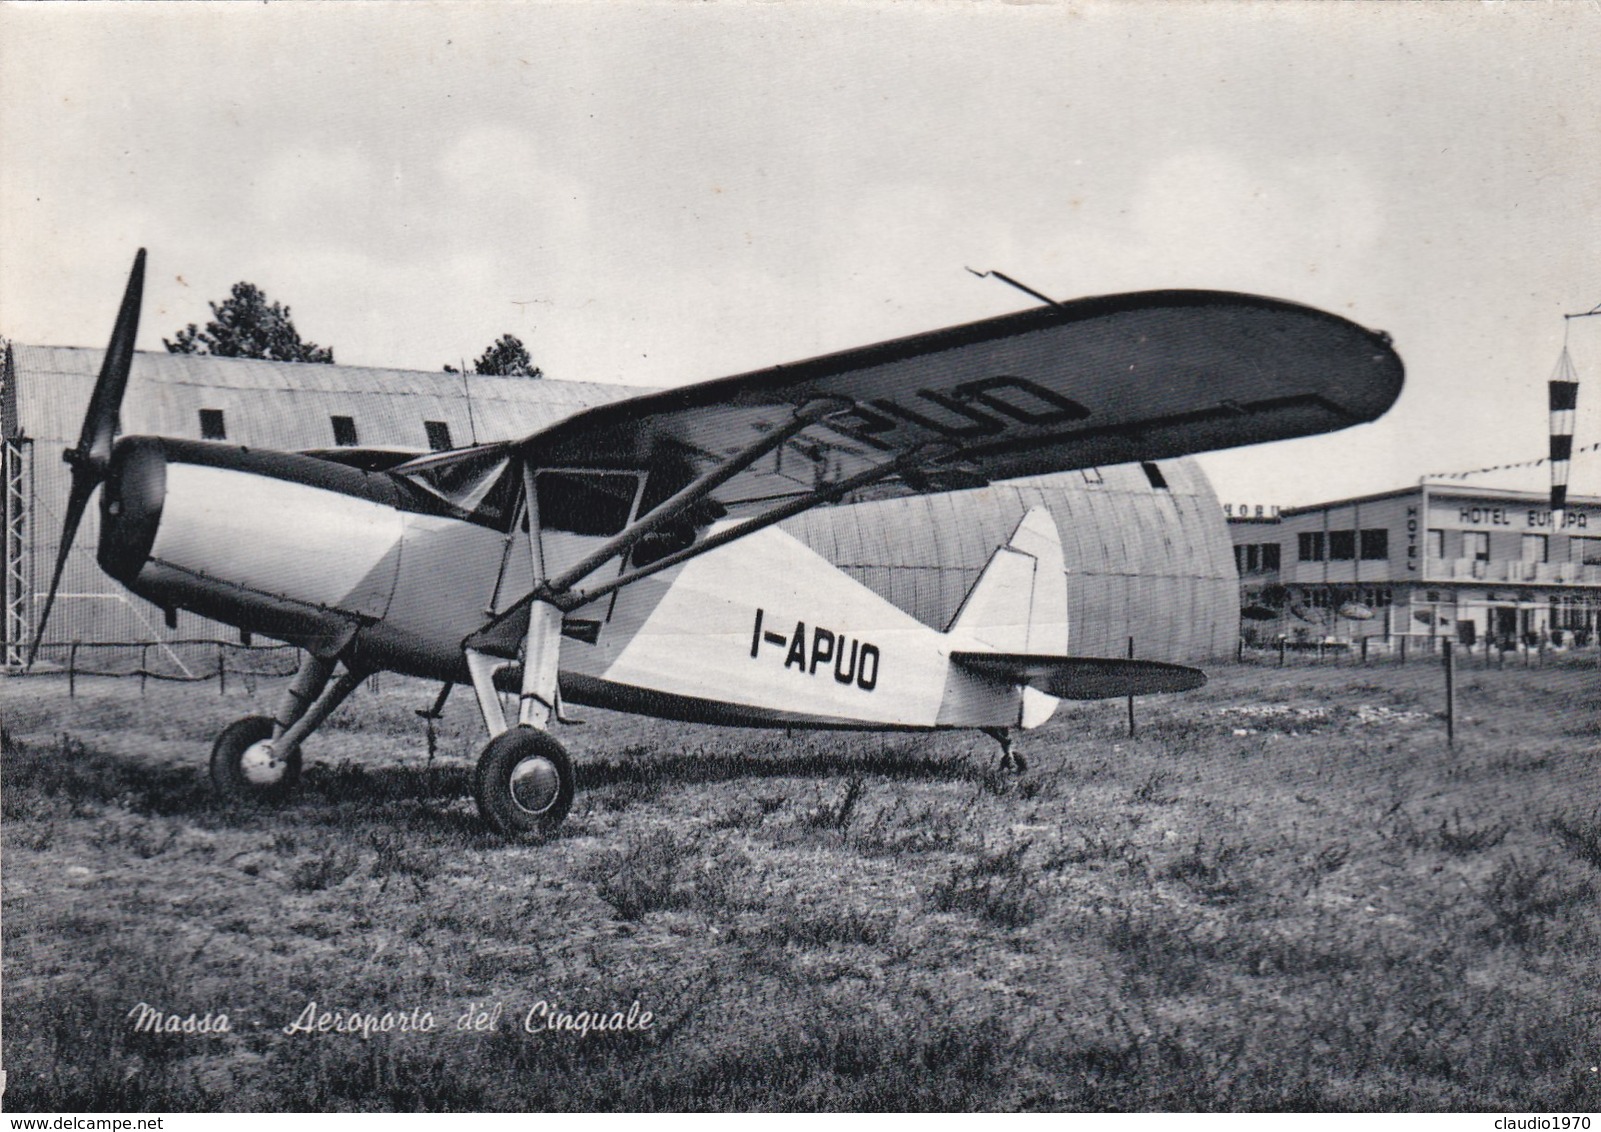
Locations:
508;755;561;815
239;739;288;787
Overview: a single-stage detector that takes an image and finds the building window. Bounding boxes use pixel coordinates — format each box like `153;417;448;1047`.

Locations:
424;421;453;451
1328;530;1356;561
198;408;227;441
1298;532;1325;562
1140;462;1168;490
331;415;359;447
1466;531;1489;562
1427;529;1444;559
1522;534;1548;564
1359;529;1388;561
1081;467;1103;485
1234;543;1279;575
1572;536;1601;566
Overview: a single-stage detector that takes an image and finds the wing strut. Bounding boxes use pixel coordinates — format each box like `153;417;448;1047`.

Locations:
542;396;849;594
550;442;941;612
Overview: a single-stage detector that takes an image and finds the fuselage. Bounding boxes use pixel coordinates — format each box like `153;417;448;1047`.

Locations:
98;436;1026;730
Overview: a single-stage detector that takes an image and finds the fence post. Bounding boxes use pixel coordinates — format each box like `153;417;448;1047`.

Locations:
68;641;79;698
217;642;226;696
1126;637;1137;739
1444;639;1456;748
1399;636;1407;665
1361;637;1369;666
1278;638;1286;668
140;643;149;696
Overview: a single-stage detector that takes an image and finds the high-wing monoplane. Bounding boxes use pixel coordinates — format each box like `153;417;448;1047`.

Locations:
31;251;1403;837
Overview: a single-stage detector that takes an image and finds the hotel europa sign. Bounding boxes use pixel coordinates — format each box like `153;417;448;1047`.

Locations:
1428;504;1594;531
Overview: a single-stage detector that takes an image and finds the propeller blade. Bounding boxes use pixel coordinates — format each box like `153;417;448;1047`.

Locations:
27;249;147;667
76;248;146;471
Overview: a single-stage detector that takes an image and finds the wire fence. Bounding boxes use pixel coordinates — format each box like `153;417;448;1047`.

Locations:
7;639;304;695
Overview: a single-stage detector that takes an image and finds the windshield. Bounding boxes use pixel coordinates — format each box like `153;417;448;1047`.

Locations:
392;445;519;529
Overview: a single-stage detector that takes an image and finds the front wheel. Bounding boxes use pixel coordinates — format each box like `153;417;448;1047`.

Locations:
474;727;575;839
211;715;301;801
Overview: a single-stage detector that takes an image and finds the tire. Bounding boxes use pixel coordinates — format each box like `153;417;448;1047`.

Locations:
210;715;301;802
474;726;575;839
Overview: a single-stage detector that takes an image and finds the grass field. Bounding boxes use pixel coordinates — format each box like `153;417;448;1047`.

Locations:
3;658;1600;1112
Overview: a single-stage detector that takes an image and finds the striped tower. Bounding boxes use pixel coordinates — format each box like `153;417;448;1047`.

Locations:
1549;347;1579;529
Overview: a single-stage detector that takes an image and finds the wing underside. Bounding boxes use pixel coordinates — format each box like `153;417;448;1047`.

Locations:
517;290;1403;511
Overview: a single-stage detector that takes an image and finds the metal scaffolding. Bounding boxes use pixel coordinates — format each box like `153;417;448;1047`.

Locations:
3;435;32;669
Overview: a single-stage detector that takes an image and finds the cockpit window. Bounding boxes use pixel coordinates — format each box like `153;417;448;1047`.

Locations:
536;471;639;536
392;445;519;529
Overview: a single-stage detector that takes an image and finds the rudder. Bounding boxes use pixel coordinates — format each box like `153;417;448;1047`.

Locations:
945;507;1068;728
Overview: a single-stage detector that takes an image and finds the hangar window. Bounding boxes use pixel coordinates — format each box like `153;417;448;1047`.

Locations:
331;415;359;447
424;421;453;451
198;408;227;440
1359;529;1389;560
1298;532;1325;562
1139;462;1168;490
1328;530;1356;561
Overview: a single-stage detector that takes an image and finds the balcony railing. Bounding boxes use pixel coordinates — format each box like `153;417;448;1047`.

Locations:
1425;558;1601;585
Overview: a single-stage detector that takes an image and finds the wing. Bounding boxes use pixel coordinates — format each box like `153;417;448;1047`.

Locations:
950;653;1207;700
520;290;1403;508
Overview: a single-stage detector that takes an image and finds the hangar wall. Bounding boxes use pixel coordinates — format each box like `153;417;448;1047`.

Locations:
783;460;1237;663
3;343;1238;669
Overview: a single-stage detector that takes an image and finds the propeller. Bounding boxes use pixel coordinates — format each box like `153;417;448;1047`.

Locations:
28;249;146;666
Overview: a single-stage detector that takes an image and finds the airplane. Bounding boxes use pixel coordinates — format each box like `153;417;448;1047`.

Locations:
30;250;1404;838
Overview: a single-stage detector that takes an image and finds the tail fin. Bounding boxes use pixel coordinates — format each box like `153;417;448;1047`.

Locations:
946;506;1069;655
946;507;1067;729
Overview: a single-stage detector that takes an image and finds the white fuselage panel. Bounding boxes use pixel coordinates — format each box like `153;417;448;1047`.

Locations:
598;524;984;727
150;463;403;618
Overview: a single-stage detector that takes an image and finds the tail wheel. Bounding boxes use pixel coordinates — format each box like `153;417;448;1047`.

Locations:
211;715;301;801
474;726;575;839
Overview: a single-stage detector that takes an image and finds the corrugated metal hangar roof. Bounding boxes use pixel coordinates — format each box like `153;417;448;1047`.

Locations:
10;344;644;451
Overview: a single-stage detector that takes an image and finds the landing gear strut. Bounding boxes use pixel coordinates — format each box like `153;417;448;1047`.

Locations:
462;601;578;839
209;654;367;803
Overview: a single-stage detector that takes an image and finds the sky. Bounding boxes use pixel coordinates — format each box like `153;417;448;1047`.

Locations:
2;1;1598;508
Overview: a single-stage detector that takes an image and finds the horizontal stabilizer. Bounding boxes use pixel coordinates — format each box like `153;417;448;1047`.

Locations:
950;652;1206;700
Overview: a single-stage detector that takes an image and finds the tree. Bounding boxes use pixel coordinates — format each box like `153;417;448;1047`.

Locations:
164;282;334;363
445;334;542;378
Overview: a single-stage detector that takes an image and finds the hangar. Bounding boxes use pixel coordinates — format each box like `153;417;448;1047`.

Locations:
1;342;1239;675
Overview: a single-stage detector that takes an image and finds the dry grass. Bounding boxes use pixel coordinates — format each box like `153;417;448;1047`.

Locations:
3;660;1600;1111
